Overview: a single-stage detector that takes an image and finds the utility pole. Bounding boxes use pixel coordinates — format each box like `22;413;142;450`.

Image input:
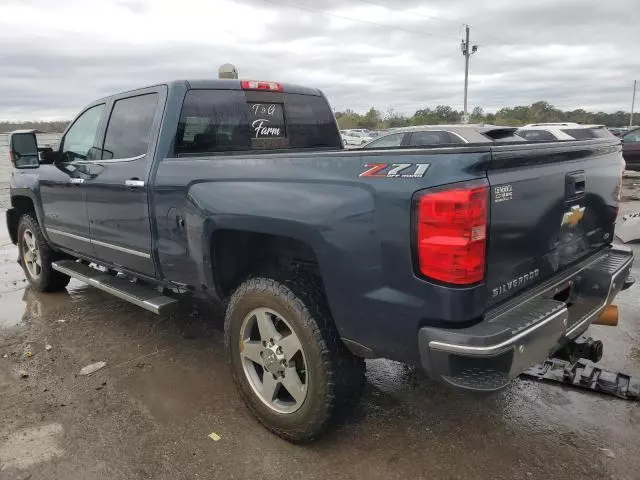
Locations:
461;24;478;124
631;80;637;128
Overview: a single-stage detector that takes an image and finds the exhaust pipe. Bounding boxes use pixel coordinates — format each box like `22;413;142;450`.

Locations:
593;305;618;327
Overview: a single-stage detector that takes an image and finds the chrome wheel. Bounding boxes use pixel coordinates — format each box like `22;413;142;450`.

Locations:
21;229;42;279
239;307;308;414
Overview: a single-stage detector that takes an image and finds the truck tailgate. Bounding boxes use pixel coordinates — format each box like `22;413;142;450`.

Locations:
485;140;622;307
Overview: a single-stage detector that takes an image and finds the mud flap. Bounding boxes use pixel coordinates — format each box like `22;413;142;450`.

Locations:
521;358;640;401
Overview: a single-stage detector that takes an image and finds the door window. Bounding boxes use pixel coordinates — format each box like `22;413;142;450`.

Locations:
363;133;405;148
60;104;105;162
102;93;159;159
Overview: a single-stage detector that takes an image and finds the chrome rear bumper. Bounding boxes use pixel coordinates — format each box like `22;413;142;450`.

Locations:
418;246;634;391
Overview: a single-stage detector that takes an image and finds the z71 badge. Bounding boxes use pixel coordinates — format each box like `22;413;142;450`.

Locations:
359;163;430;178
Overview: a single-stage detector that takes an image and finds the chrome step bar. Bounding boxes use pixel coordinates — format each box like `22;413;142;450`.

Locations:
52;260;178;315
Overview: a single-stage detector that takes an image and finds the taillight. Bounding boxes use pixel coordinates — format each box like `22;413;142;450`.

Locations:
416;181;489;285
240;80;283;92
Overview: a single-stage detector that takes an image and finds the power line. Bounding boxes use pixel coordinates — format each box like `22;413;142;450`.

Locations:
353;0;464;26
469;26;514;46
258;0;460;40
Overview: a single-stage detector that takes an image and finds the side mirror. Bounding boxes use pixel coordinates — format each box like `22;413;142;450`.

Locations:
9;131;40;169
39;148;60;164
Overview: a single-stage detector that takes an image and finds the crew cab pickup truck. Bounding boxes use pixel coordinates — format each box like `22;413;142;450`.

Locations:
7;79;634;442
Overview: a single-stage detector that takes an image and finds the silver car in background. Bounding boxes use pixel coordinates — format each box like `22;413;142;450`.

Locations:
361;124;524;148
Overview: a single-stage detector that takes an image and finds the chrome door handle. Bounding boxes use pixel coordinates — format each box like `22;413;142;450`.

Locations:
69;178;85;185
125;179;145;188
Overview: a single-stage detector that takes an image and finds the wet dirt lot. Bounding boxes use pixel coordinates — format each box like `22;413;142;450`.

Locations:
1;178;640;480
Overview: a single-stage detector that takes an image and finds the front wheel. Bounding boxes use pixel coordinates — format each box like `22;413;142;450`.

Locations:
224;272;365;442
17;214;70;292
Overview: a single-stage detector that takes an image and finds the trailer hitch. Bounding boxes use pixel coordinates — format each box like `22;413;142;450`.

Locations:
553;336;603;364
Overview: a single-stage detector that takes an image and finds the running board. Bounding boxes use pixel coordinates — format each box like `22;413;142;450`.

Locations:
52;260;178;315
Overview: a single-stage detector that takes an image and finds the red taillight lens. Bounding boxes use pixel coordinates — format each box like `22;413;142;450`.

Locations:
240;80;283;92
416;182;488;285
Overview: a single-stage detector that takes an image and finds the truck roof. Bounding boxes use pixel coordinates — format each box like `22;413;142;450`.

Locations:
95;79;323;103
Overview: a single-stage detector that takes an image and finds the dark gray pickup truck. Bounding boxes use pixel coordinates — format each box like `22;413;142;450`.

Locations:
7;79;634;442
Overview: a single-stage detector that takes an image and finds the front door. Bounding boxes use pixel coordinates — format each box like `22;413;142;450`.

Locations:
85;89;163;277
40;103;106;256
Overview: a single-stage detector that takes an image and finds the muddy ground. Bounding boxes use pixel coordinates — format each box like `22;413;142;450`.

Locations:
1;176;639;479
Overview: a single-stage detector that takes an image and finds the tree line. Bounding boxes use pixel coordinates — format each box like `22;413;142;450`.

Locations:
2;100;634;134
0;121;69;133
335;101;634;130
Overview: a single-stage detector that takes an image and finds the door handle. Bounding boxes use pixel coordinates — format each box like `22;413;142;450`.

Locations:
69;178;85;185
125;179;145;188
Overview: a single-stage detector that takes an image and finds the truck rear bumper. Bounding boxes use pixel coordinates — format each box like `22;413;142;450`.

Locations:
418;246;634;391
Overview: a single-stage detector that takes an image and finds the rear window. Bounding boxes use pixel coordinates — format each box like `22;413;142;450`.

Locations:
174;90;340;155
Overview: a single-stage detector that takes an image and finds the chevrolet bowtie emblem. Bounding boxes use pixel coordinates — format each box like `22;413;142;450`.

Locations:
561;205;585;227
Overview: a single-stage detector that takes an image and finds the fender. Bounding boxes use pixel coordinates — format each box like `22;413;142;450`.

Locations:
8;170;49;244
161;179;384;341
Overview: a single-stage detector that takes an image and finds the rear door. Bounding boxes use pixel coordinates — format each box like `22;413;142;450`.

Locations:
85;87;165;276
485;139;621;307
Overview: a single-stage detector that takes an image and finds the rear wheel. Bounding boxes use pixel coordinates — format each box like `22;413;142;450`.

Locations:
17;214;70;292
225;272;365;442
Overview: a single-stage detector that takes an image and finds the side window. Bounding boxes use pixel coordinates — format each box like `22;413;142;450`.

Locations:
102;93;159;159
364;133;405;149
623;131;640;143
561;129;593;140
517;129;557;141
408;130;457;146
60;104;105;162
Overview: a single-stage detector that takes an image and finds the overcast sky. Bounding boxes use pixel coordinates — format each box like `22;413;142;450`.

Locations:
0;0;638;120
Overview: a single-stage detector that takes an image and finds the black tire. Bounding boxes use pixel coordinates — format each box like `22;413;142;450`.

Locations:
17;214;70;292
224;270;365;442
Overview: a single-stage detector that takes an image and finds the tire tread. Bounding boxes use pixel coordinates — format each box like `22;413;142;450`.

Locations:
17;214;70;292
224;268;364;442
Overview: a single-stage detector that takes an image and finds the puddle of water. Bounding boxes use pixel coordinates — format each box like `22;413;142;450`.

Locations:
0;288;28;328
0;423;64;470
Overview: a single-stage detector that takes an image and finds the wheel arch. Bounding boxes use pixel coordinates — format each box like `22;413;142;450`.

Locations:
210;228;322;299
8;195;38;244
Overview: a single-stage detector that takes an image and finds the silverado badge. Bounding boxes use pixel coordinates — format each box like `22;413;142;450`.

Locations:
561;205;585;227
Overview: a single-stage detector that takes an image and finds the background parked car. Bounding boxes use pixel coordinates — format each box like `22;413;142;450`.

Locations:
516;123;614;141
622;127;640;170
361;124;523;148
341;130;373;146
